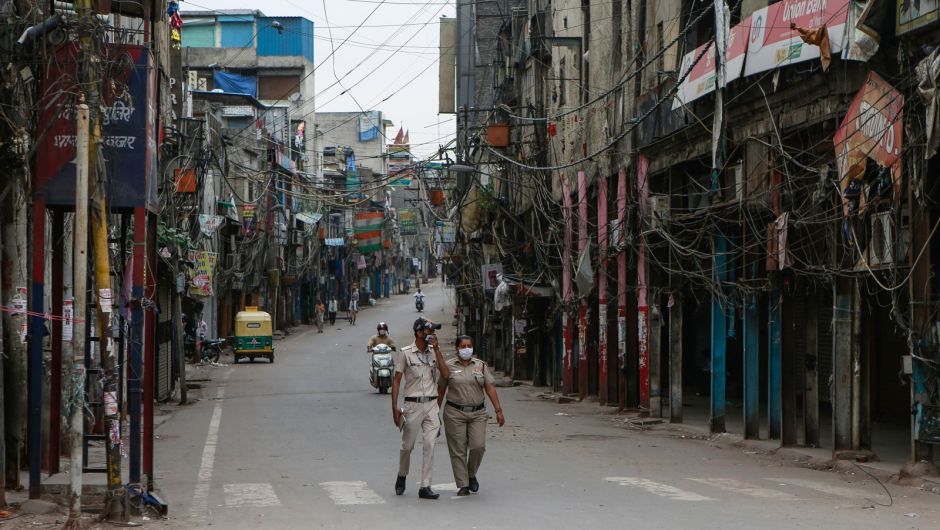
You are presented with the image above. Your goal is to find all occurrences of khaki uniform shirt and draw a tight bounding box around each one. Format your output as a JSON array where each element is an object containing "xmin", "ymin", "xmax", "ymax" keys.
[
  {"xmin": 367, "ymin": 334, "xmax": 396, "ymax": 350},
  {"xmin": 440, "ymin": 357, "xmax": 494, "ymax": 406},
  {"xmin": 394, "ymin": 343, "xmax": 438, "ymax": 398}
]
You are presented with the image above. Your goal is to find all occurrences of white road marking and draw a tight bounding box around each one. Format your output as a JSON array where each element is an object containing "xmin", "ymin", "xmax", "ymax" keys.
[
  {"xmin": 320, "ymin": 481, "xmax": 387, "ymax": 505},
  {"xmin": 764, "ymin": 477, "xmax": 869, "ymax": 499},
  {"xmin": 224, "ymin": 483, "xmax": 282, "ymax": 507},
  {"xmin": 605, "ymin": 477, "xmax": 715, "ymax": 502},
  {"xmin": 687, "ymin": 478, "xmax": 797, "ymax": 500},
  {"xmin": 189, "ymin": 386, "xmax": 225, "ymax": 518},
  {"xmin": 430, "ymin": 482, "xmax": 458, "ymax": 492}
]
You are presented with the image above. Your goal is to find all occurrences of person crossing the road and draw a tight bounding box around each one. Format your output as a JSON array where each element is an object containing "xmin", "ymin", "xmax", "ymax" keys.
[
  {"xmin": 437, "ymin": 335, "xmax": 504, "ymax": 496},
  {"xmin": 392, "ymin": 317, "xmax": 445, "ymax": 500}
]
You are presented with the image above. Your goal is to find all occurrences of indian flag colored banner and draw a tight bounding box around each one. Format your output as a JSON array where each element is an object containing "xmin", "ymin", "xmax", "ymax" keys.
[{"xmin": 354, "ymin": 211, "xmax": 385, "ymax": 253}]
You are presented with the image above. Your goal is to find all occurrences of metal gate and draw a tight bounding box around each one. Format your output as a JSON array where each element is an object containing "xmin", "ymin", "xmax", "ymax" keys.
[{"xmin": 156, "ymin": 281, "xmax": 173, "ymax": 401}]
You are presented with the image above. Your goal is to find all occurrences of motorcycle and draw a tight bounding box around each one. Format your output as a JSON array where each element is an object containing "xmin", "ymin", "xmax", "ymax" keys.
[
  {"xmin": 415, "ymin": 297, "xmax": 425, "ymax": 312},
  {"xmin": 201, "ymin": 338, "xmax": 225, "ymax": 363},
  {"xmin": 186, "ymin": 333, "xmax": 225, "ymax": 364},
  {"xmin": 369, "ymin": 343, "xmax": 395, "ymax": 394}
]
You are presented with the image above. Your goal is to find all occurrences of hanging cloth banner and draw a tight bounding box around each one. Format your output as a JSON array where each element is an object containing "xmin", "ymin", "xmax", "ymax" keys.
[
  {"xmin": 354, "ymin": 211, "xmax": 385, "ymax": 253},
  {"xmin": 198, "ymin": 214, "xmax": 224, "ymax": 237}
]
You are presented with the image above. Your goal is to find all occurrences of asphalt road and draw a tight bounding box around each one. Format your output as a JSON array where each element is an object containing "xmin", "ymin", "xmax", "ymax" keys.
[{"xmin": 152, "ymin": 282, "xmax": 940, "ymax": 529}]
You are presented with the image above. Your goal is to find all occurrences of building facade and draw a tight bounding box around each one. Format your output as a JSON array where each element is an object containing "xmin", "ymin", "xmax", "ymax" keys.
[{"xmin": 451, "ymin": 0, "xmax": 940, "ymax": 475}]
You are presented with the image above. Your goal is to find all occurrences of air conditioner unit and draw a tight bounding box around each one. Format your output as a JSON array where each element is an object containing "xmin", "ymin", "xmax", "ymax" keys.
[
  {"xmin": 869, "ymin": 211, "xmax": 893, "ymax": 267},
  {"xmin": 649, "ymin": 195, "xmax": 670, "ymax": 231}
]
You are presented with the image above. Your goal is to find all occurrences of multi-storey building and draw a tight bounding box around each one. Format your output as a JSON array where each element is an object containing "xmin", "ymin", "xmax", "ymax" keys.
[{"xmin": 451, "ymin": 0, "xmax": 940, "ymax": 477}]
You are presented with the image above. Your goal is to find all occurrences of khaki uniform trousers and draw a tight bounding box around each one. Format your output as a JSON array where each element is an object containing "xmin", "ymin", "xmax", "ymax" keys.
[
  {"xmin": 399, "ymin": 400, "xmax": 441, "ymax": 487},
  {"xmin": 443, "ymin": 407, "xmax": 487, "ymax": 488}
]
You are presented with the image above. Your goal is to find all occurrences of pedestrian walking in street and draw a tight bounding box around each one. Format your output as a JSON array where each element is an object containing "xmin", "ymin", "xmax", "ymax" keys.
[
  {"xmin": 437, "ymin": 335, "xmax": 504, "ymax": 496},
  {"xmin": 314, "ymin": 301, "xmax": 325, "ymax": 333},
  {"xmin": 348, "ymin": 297, "xmax": 359, "ymax": 325},
  {"xmin": 328, "ymin": 298, "xmax": 337, "ymax": 326},
  {"xmin": 392, "ymin": 317, "xmax": 445, "ymax": 499}
]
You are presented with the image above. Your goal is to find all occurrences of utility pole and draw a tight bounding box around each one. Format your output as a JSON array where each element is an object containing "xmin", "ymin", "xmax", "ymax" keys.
[
  {"xmin": 76, "ymin": 0, "xmax": 124, "ymax": 519},
  {"xmin": 64, "ymin": 104, "xmax": 89, "ymax": 529},
  {"xmin": 0, "ymin": 215, "xmax": 5, "ymax": 508}
]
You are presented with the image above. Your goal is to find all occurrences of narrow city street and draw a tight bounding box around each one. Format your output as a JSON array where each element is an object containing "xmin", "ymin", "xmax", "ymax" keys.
[{"xmin": 151, "ymin": 283, "xmax": 940, "ymax": 529}]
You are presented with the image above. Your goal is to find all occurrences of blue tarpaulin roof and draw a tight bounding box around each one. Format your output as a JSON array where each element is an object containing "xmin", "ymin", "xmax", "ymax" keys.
[{"xmin": 213, "ymin": 71, "xmax": 257, "ymax": 98}]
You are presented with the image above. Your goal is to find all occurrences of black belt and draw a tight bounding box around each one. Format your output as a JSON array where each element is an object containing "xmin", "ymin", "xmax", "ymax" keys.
[
  {"xmin": 447, "ymin": 401, "xmax": 485, "ymax": 412},
  {"xmin": 405, "ymin": 396, "xmax": 437, "ymax": 403}
]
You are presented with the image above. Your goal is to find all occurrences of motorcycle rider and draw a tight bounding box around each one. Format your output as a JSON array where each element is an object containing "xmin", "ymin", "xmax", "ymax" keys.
[
  {"xmin": 414, "ymin": 288, "xmax": 425, "ymax": 311},
  {"xmin": 368, "ymin": 322, "xmax": 397, "ymax": 352}
]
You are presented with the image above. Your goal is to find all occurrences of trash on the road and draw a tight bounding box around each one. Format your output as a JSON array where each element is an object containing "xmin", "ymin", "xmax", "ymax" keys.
[
  {"xmin": 554, "ymin": 412, "xmax": 570, "ymax": 416},
  {"xmin": 904, "ymin": 513, "xmax": 919, "ymax": 518}
]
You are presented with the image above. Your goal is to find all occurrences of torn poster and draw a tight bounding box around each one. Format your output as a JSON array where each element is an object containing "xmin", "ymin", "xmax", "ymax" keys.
[
  {"xmin": 198, "ymin": 214, "xmax": 224, "ymax": 237},
  {"xmin": 63, "ymin": 299, "xmax": 74, "ymax": 342},
  {"xmin": 10, "ymin": 286, "xmax": 26, "ymax": 316},
  {"xmin": 844, "ymin": 0, "xmax": 888, "ymax": 62},
  {"xmin": 833, "ymin": 71, "xmax": 903, "ymax": 216},
  {"xmin": 917, "ymin": 48, "xmax": 940, "ymax": 159},
  {"xmin": 775, "ymin": 212, "xmax": 793, "ymax": 270}
]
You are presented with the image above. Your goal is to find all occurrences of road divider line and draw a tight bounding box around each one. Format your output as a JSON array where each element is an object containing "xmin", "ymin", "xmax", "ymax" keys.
[
  {"xmin": 189, "ymin": 386, "xmax": 225, "ymax": 519},
  {"xmin": 605, "ymin": 477, "xmax": 715, "ymax": 501},
  {"xmin": 320, "ymin": 481, "xmax": 386, "ymax": 505}
]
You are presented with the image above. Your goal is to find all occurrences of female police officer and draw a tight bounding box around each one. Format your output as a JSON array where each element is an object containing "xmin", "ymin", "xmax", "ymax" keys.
[{"xmin": 436, "ymin": 335, "xmax": 505, "ymax": 496}]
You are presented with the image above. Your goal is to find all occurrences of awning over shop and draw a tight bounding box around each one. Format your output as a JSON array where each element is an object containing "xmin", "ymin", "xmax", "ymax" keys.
[
  {"xmin": 501, "ymin": 274, "xmax": 555, "ymax": 299},
  {"xmin": 296, "ymin": 212, "xmax": 323, "ymax": 225}
]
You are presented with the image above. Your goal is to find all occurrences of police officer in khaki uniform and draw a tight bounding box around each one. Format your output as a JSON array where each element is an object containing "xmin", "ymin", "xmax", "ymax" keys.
[
  {"xmin": 437, "ymin": 335, "xmax": 505, "ymax": 496},
  {"xmin": 367, "ymin": 322, "xmax": 397, "ymax": 352},
  {"xmin": 392, "ymin": 317, "xmax": 444, "ymax": 499}
]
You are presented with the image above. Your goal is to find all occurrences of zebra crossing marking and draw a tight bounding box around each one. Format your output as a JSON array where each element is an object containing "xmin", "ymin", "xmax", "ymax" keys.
[
  {"xmin": 605, "ymin": 477, "xmax": 716, "ymax": 501},
  {"xmin": 320, "ymin": 481, "xmax": 387, "ymax": 505},
  {"xmin": 224, "ymin": 483, "xmax": 282, "ymax": 507},
  {"xmin": 687, "ymin": 478, "xmax": 798, "ymax": 500}
]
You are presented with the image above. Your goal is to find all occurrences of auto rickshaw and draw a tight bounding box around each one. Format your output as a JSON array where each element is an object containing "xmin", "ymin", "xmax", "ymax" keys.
[{"xmin": 234, "ymin": 307, "xmax": 275, "ymax": 363}]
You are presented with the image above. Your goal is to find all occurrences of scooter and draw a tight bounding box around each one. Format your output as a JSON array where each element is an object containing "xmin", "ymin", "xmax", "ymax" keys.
[
  {"xmin": 369, "ymin": 343, "xmax": 395, "ymax": 394},
  {"xmin": 415, "ymin": 297, "xmax": 425, "ymax": 312}
]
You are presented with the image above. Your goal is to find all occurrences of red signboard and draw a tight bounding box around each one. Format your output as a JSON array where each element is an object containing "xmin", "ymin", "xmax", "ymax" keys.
[
  {"xmin": 834, "ymin": 72, "xmax": 903, "ymax": 215},
  {"xmin": 674, "ymin": 16, "xmax": 751, "ymax": 108}
]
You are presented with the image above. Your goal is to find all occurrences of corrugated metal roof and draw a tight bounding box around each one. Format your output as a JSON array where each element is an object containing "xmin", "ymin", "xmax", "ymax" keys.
[{"xmin": 257, "ymin": 17, "xmax": 314, "ymax": 63}]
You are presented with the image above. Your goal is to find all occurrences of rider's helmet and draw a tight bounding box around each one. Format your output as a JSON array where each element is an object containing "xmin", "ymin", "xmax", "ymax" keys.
[{"xmin": 377, "ymin": 322, "xmax": 389, "ymax": 333}]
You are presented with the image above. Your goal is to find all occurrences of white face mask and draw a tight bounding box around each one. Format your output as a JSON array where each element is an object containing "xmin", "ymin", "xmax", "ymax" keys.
[
  {"xmin": 457, "ymin": 348, "xmax": 473, "ymax": 360},
  {"xmin": 379, "ymin": 330, "xmax": 387, "ymax": 336}
]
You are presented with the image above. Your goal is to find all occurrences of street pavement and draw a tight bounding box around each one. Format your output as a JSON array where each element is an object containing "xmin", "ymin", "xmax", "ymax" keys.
[{"xmin": 152, "ymin": 282, "xmax": 940, "ymax": 529}]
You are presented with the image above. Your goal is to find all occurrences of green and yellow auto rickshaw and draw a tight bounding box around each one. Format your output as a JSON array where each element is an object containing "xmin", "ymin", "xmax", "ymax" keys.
[{"xmin": 234, "ymin": 307, "xmax": 275, "ymax": 363}]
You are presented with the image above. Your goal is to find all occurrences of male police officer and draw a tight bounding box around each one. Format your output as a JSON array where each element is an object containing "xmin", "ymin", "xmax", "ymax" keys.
[{"xmin": 392, "ymin": 317, "xmax": 442, "ymax": 499}]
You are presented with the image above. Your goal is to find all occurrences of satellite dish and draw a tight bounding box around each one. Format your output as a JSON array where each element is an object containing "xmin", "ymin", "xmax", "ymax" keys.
[{"xmin": 288, "ymin": 92, "xmax": 302, "ymax": 103}]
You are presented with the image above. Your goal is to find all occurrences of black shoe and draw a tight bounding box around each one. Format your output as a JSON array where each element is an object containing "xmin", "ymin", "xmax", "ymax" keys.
[
  {"xmin": 418, "ymin": 487, "xmax": 440, "ymax": 500},
  {"xmin": 456, "ymin": 487, "xmax": 471, "ymax": 496},
  {"xmin": 469, "ymin": 476, "xmax": 479, "ymax": 493},
  {"xmin": 395, "ymin": 476, "xmax": 406, "ymax": 496}
]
